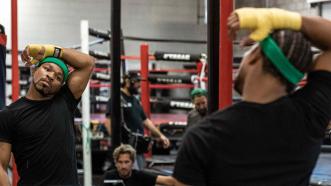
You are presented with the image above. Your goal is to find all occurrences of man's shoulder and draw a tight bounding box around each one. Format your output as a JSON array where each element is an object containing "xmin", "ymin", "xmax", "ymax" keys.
[
  {"xmin": 134, "ymin": 169, "xmax": 152, "ymax": 176},
  {"xmin": 189, "ymin": 105, "xmax": 244, "ymax": 130},
  {"xmin": 57, "ymin": 84, "xmax": 76, "ymax": 100},
  {"xmin": 133, "ymin": 170, "xmax": 157, "ymax": 183},
  {"xmin": 3, "ymin": 97, "xmax": 27, "ymax": 111},
  {"xmin": 188, "ymin": 109, "xmax": 199, "ymax": 117},
  {"xmin": 104, "ymin": 169, "xmax": 119, "ymax": 178}
]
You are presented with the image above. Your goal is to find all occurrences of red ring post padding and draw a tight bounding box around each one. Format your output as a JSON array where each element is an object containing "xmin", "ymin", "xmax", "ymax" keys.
[
  {"xmin": 140, "ymin": 44, "xmax": 151, "ymax": 118},
  {"xmin": 219, "ymin": 0, "xmax": 233, "ymax": 109},
  {"xmin": 140, "ymin": 44, "xmax": 153, "ymax": 158},
  {"xmin": 12, "ymin": 0, "xmax": 20, "ymax": 185}
]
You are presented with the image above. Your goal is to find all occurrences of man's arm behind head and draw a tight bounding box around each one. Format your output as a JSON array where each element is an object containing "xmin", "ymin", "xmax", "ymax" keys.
[
  {"xmin": 0, "ymin": 142, "xmax": 11, "ymax": 186},
  {"xmin": 301, "ymin": 16, "xmax": 331, "ymax": 73}
]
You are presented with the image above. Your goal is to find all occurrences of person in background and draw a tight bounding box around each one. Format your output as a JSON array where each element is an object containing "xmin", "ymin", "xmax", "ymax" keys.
[
  {"xmin": 186, "ymin": 88, "xmax": 208, "ymax": 130},
  {"xmin": 105, "ymin": 74, "xmax": 170, "ymax": 170},
  {"xmin": 102, "ymin": 144, "xmax": 175, "ymax": 186}
]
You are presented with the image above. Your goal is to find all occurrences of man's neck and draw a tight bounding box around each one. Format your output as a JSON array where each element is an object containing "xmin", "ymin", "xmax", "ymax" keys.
[
  {"xmin": 242, "ymin": 74, "xmax": 287, "ymax": 104},
  {"xmin": 121, "ymin": 88, "xmax": 131, "ymax": 96},
  {"xmin": 119, "ymin": 170, "xmax": 132, "ymax": 179}
]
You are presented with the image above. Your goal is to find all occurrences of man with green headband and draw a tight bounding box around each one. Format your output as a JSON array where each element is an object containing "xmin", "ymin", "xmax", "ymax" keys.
[
  {"xmin": 186, "ymin": 88, "xmax": 208, "ymax": 130},
  {"xmin": 0, "ymin": 44, "xmax": 95, "ymax": 185},
  {"xmin": 173, "ymin": 8, "xmax": 331, "ymax": 186}
]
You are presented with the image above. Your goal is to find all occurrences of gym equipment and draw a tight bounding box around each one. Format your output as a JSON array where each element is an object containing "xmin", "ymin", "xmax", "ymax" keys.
[{"xmin": 89, "ymin": 27, "xmax": 206, "ymax": 44}]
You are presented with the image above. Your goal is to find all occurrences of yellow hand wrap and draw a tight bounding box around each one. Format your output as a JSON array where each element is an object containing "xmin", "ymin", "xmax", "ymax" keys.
[
  {"xmin": 28, "ymin": 44, "xmax": 63, "ymax": 64},
  {"xmin": 235, "ymin": 8, "xmax": 302, "ymax": 41}
]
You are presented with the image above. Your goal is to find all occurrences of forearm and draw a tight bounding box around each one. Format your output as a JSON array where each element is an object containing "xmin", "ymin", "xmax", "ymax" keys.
[
  {"xmin": 0, "ymin": 142, "xmax": 11, "ymax": 170},
  {"xmin": 174, "ymin": 178, "xmax": 188, "ymax": 186},
  {"xmin": 61, "ymin": 48, "xmax": 95, "ymax": 70},
  {"xmin": 104, "ymin": 118, "xmax": 112, "ymax": 135},
  {"xmin": 156, "ymin": 175, "xmax": 176, "ymax": 186},
  {"xmin": 301, "ymin": 16, "xmax": 331, "ymax": 51},
  {"xmin": 0, "ymin": 165, "xmax": 9, "ymax": 186},
  {"xmin": 144, "ymin": 119, "xmax": 163, "ymax": 138}
]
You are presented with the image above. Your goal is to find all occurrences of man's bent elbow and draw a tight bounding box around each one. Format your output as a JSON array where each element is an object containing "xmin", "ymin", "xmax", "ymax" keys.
[{"xmin": 86, "ymin": 56, "xmax": 96, "ymax": 72}]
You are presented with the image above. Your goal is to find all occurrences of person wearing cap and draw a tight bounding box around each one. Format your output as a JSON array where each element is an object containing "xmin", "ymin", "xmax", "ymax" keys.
[
  {"xmin": 173, "ymin": 8, "xmax": 331, "ymax": 186},
  {"xmin": 104, "ymin": 74, "xmax": 170, "ymax": 170},
  {"xmin": 186, "ymin": 88, "xmax": 208, "ymax": 130},
  {"xmin": 0, "ymin": 44, "xmax": 95, "ymax": 185}
]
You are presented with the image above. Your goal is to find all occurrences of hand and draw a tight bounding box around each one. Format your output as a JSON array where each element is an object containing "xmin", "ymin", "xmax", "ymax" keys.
[
  {"xmin": 227, "ymin": 12, "xmax": 255, "ymax": 47},
  {"xmin": 21, "ymin": 44, "xmax": 63, "ymax": 65},
  {"xmin": 228, "ymin": 8, "xmax": 302, "ymax": 44},
  {"xmin": 227, "ymin": 12, "xmax": 240, "ymax": 41},
  {"xmin": 21, "ymin": 45, "xmax": 41, "ymax": 66},
  {"xmin": 158, "ymin": 135, "xmax": 170, "ymax": 149}
]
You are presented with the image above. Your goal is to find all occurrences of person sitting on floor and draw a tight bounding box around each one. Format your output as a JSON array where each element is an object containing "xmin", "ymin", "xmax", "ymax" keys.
[{"xmin": 102, "ymin": 144, "xmax": 175, "ymax": 186}]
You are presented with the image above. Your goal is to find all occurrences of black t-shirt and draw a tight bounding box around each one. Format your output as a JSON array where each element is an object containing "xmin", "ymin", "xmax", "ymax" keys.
[
  {"xmin": 0, "ymin": 85, "xmax": 80, "ymax": 186},
  {"xmin": 102, "ymin": 169, "xmax": 157, "ymax": 186},
  {"xmin": 187, "ymin": 109, "xmax": 203, "ymax": 130},
  {"xmin": 173, "ymin": 71, "xmax": 331, "ymax": 186},
  {"xmin": 106, "ymin": 92, "xmax": 147, "ymax": 134}
]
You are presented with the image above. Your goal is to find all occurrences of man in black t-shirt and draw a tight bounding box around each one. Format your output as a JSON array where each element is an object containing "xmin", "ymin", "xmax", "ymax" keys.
[
  {"xmin": 102, "ymin": 144, "xmax": 174, "ymax": 186},
  {"xmin": 104, "ymin": 75, "xmax": 170, "ymax": 170},
  {"xmin": 173, "ymin": 9, "xmax": 331, "ymax": 186},
  {"xmin": 0, "ymin": 44, "xmax": 95, "ymax": 185}
]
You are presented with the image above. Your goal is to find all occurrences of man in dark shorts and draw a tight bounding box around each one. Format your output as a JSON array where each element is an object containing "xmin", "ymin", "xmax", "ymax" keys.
[
  {"xmin": 102, "ymin": 144, "xmax": 174, "ymax": 186},
  {"xmin": 0, "ymin": 44, "xmax": 95, "ymax": 185},
  {"xmin": 173, "ymin": 8, "xmax": 331, "ymax": 186}
]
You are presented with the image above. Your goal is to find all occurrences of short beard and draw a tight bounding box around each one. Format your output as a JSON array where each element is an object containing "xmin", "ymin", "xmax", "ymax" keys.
[
  {"xmin": 33, "ymin": 80, "xmax": 52, "ymax": 97},
  {"xmin": 197, "ymin": 108, "xmax": 207, "ymax": 116},
  {"xmin": 119, "ymin": 169, "xmax": 132, "ymax": 178}
]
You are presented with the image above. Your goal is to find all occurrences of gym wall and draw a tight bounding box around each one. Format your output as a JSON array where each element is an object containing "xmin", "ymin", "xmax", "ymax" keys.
[
  {"xmin": 0, "ymin": 0, "xmax": 207, "ymax": 67},
  {"xmin": 0, "ymin": 0, "xmax": 207, "ymax": 103},
  {"xmin": 0, "ymin": 0, "xmax": 320, "ymax": 104},
  {"xmin": 268, "ymin": 0, "xmax": 318, "ymax": 15}
]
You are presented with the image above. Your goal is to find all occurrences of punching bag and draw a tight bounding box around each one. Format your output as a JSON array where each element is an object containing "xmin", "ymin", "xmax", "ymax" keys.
[{"xmin": 0, "ymin": 24, "xmax": 7, "ymax": 109}]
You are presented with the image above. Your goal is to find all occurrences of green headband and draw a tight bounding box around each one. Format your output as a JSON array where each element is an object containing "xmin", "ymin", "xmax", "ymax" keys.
[
  {"xmin": 37, "ymin": 57, "xmax": 69, "ymax": 82},
  {"xmin": 260, "ymin": 36, "xmax": 304, "ymax": 84},
  {"xmin": 191, "ymin": 88, "xmax": 207, "ymax": 99}
]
